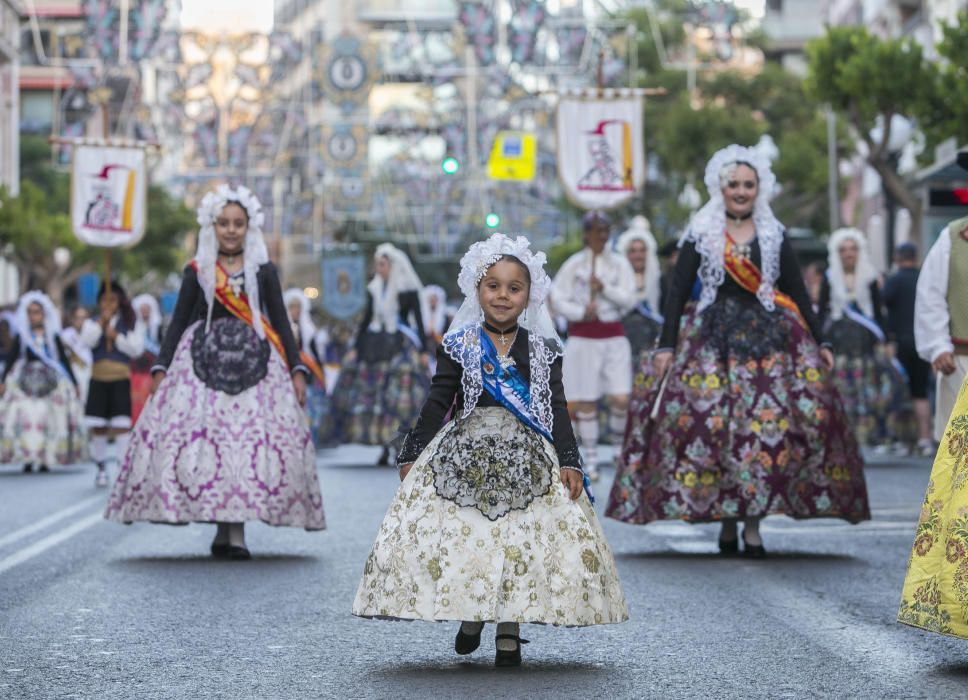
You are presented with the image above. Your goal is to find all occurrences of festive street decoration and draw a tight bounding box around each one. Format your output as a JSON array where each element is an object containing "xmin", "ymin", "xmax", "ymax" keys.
[
  {"xmin": 70, "ymin": 142, "xmax": 148, "ymax": 248},
  {"xmin": 556, "ymin": 89, "xmax": 646, "ymax": 210}
]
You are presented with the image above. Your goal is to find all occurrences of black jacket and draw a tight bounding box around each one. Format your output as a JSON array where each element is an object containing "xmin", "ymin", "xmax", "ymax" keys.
[
  {"xmin": 1, "ymin": 335, "xmax": 77, "ymax": 386},
  {"xmin": 155, "ymin": 262, "xmax": 305, "ymax": 374},
  {"xmin": 817, "ymin": 277, "xmax": 885, "ymax": 335},
  {"xmin": 659, "ymin": 237, "xmax": 824, "ymax": 350},
  {"xmin": 354, "ymin": 289, "xmax": 427, "ymax": 352},
  {"xmin": 397, "ymin": 328, "xmax": 581, "ymax": 470}
]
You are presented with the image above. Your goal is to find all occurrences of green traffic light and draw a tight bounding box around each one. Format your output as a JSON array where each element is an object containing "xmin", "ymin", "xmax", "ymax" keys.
[
  {"xmin": 442, "ymin": 157, "xmax": 460, "ymax": 175},
  {"xmin": 485, "ymin": 213, "xmax": 500, "ymax": 228}
]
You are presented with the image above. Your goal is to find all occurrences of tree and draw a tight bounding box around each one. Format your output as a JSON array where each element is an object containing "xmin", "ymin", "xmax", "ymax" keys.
[
  {"xmin": 919, "ymin": 12, "xmax": 968, "ymax": 151},
  {"xmin": 0, "ymin": 136, "xmax": 195, "ymax": 305},
  {"xmin": 805, "ymin": 26, "xmax": 939, "ymax": 243}
]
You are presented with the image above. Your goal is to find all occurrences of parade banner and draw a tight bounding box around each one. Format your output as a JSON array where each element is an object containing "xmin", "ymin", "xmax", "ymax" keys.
[
  {"xmin": 320, "ymin": 253, "xmax": 366, "ymax": 320},
  {"xmin": 487, "ymin": 131, "xmax": 536, "ymax": 182},
  {"xmin": 70, "ymin": 144, "xmax": 148, "ymax": 248},
  {"xmin": 556, "ymin": 89, "xmax": 645, "ymax": 210}
]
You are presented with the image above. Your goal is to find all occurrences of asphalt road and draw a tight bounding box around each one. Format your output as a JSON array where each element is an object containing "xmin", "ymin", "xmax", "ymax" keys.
[{"xmin": 1, "ymin": 447, "xmax": 966, "ymax": 699}]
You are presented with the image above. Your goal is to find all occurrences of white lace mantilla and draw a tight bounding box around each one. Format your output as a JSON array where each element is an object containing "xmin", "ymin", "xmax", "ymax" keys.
[{"xmin": 684, "ymin": 144, "xmax": 785, "ymax": 313}]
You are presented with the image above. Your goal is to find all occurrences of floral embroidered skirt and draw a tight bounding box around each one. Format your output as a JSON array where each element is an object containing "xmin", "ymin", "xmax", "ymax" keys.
[
  {"xmin": 104, "ymin": 320, "xmax": 325, "ymax": 529},
  {"xmin": 606, "ymin": 297, "xmax": 870, "ymax": 525},
  {"xmin": 321, "ymin": 331, "xmax": 430, "ymax": 446},
  {"xmin": 353, "ymin": 407, "xmax": 628, "ymax": 626},
  {"xmin": 0, "ymin": 360, "xmax": 86, "ymax": 466},
  {"xmin": 826, "ymin": 318, "xmax": 914, "ymax": 446},
  {"xmin": 898, "ymin": 376, "xmax": 968, "ymax": 638}
]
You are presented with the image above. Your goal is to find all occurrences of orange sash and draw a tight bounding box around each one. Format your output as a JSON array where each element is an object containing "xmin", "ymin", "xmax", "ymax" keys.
[
  {"xmin": 724, "ymin": 235, "xmax": 808, "ymax": 330},
  {"xmin": 193, "ymin": 261, "xmax": 291, "ymax": 369},
  {"xmin": 299, "ymin": 350, "xmax": 326, "ymax": 388}
]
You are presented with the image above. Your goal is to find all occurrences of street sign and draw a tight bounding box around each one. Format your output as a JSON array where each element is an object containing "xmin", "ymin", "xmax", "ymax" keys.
[{"xmin": 486, "ymin": 131, "xmax": 536, "ymax": 182}]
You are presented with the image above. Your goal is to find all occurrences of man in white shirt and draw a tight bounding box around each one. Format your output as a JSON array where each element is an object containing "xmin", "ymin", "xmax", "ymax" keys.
[
  {"xmin": 914, "ymin": 150, "xmax": 968, "ymax": 440},
  {"xmin": 551, "ymin": 211, "xmax": 637, "ymax": 478}
]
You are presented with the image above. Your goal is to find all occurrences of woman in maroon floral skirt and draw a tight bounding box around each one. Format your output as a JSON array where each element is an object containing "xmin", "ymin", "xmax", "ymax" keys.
[{"xmin": 605, "ymin": 144, "xmax": 870, "ymax": 557}]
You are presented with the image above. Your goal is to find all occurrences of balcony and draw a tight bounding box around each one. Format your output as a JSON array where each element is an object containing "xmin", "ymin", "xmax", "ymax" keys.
[{"xmin": 356, "ymin": 0, "xmax": 456, "ymax": 29}]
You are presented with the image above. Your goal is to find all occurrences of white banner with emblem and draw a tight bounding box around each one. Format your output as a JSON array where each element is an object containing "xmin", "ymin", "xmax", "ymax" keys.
[
  {"xmin": 556, "ymin": 88, "xmax": 646, "ymax": 210},
  {"xmin": 70, "ymin": 142, "xmax": 148, "ymax": 248}
]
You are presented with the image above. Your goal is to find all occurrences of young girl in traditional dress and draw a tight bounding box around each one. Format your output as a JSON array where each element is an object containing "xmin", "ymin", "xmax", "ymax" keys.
[
  {"xmin": 130, "ymin": 294, "xmax": 163, "ymax": 424},
  {"xmin": 104, "ymin": 185, "xmax": 325, "ymax": 559},
  {"xmin": 616, "ymin": 215, "xmax": 664, "ymax": 373},
  {"xmin": 353, "ymin": 233, "xmax": 627, "ymax": 666},
  {"xmin": 0, "ymin": 291, "xmax": 85, "ymax": 472},
  {"xmin": 819, "ymin": 228, "xmax": 913, "ymax": 450},
  {"xmin": 325, "ymin": 244, "xmax": 430, "ymax": 464},
  {"xmin": 607, "ymin": 145, "xmax": 870, "ymax": 557},
  {"xmin": 82, "ymin": 281, "xmax": 145, "ymax": 487},
  {"xmin": 284, "ymin": 287, "xmax": 328, "ymax": 447}
]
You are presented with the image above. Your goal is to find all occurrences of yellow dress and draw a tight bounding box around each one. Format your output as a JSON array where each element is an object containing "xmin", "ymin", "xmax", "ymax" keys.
[{"xmin": 898, "ymin": 375, "xmax": 968, "ymax": 638}]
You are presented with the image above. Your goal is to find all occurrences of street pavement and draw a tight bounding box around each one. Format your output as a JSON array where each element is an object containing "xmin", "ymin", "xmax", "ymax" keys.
[{"xmin": 1, "ymin": 446, "xmax": 966, "ymax": 699}]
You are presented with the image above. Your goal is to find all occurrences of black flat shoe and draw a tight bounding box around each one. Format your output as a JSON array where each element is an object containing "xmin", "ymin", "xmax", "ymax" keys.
[
  {"xmin": 210, "ymin": 542, "xmax": 230, "ymax": 558},
  {"xmin": 226, "ymin": 545, "xmax": 251, "ymax": 561},
  {"xmin": 494, "ymin": 635, "xmax": 529, "ymax": 668},
  {"xmin": 454, "ymin": 625, "xmax": 483, "ymax": 655},
  {"xmin": 377, "ymin": 446, "xmax": 391, "ymax": 466},
  {"xmin": 718, "ymin": 538, "xmax": 739, "ymax": 555},
  {"xmin": 38, "ymin": 465, "xmax": 49, "ymax": 473},
  {"xmin": 22, "ymin": 463, "xmax": 33, "ymax": 473},
  {"xmin": 742, "ymin": 535, "xmax": 766, "ymax": 559}
]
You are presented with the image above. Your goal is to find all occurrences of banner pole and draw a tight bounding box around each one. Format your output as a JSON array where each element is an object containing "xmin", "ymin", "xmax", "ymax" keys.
[{"xmin": 104, "ymin": 248, "xmax": 114, "ymax": 351}]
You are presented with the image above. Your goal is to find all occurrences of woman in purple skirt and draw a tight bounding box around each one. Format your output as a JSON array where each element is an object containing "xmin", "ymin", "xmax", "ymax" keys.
[
  {"xmin": 605, "ymin": 145, "xmax": 869, "ymax": 557},
  {"xmin": 104, "ymin": 185, "xmax": 325, "ymax": 559}
]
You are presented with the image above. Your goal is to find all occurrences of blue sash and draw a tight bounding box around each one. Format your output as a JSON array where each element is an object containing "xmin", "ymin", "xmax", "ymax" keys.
[
  {"xmin": 843, "ymin": 303, "xmax": 886, "ymax": 343},
  {"xmin": 480, "ymin": 331, "xmax": 551, "ymax": 442},
  {"xmin": 479, "ymin": 330, "xmax": 594, "ymax": 502},
  {"xmin": 398, "ymin": 321, "xmax": 423, "ymax": 351},
  {"xmin": 635, "ymin": 301, "xmax": 664, "ymax": 325}
]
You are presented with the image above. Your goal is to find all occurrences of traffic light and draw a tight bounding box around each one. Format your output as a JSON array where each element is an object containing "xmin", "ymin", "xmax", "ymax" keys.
[
  {"xmin": 441, "ymin": 157, "xmax": 460, "ymax": 175},
  {"xmin": 485, "ymin": 212, "xmax": 500, "ymax": 229}
]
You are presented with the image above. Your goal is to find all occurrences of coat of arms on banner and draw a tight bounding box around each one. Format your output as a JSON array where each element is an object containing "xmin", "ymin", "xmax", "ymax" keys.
[
  {"xmin": 320, "ymin": 253, "xmax": 366, "ymax": 320},
  {"xmin": 556, "ymin": 91, "xmax": 645, "ymax": 210},
  {"xmin": 71, "ymin": 145, "xmax": 148, "ymax": 248}
]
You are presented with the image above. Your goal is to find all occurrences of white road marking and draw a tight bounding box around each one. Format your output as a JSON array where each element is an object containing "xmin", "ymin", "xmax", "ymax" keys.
[
  {"xmin": 0, "ymin": 496, "xmax": 104, "ymax": 551},
  {"xmin": 0, "ymin": 513, "xmax": 103, "ymax": 576}
]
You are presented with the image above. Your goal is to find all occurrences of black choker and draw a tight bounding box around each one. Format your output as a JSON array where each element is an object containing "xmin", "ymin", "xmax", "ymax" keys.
[
  {"xmin": 483, "ymin": 321, "xmax": 519, "ymax": 334},
  {"xmin": 219, "ymin": 249, "xmax": 243, "ymax": 258},
  {"xmin": 726, "ymin": 211, "xmax": 753, "ymax": 223}
]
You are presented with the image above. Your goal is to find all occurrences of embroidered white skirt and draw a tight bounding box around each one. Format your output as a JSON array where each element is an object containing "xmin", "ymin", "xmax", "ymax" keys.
[{"xmin": 352, "ymin": 407, "xmax": 628, "ymax": 627}]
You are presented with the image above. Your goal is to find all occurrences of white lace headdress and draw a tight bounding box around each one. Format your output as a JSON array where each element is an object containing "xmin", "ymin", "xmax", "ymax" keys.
[
  {"xmin": 194, "ymin": 184, "xmax": 268, "ymax": 337},
  {"xmin": 684, "ymin": 144, "xmax": 784, "ymax": 313},
  {"xmin": 132, "ymin": 294, "xmax": 162, "ymax": 342},
  {"xmin": 443, "ymin": 233, "xmax": 562, "ymax": 434},
  {"xmin": 420, "ymin": 285, "xmax": 448, "ymax": 337},
  {"xmin": 283, "ymin": 287, "xmax": 317, "ymax": 354},
  {"xmin": 14, "ymin": 290, "xmax": 66, "ymax": 376},
  {"xmin": 367, "ymin": 243, "xmax": 423, "ymax": 333},
  {"xmin": 616, "ymin": 215, "xmax": 661, "ymax": 312},
  {"xmin": 826, "ymin": 227, "xmax": 878, "ymax": 320}
]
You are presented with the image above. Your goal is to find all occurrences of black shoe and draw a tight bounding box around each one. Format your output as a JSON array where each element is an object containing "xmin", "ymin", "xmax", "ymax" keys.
[
  {"xmin": 22, "ymin": 463, "xmax": 33, "ymax": 473},
  {"xmin": 455, "ymin": 624, "xmax": 483, "ymax": 655},
  {"xmin": 742, "ymin": 534, "xmax": 766, "ymax": 559},
  {"xmin": 494, "ymin": 635, "xmax": 529, "ymax": 667},
  {"xmin": 226, "ymin": 545, "xmax": 251, "ymax": 561},
  {"xmin": 210, "ymin": 542, "xmax": 230, "ymax": 558},
  {"xmin": 377, "ymin": 446, "xmax": 391, "ymax": 466},
  {"xmin": 718, "ymin": 537, "xmax": 739, "ymax": 555},
  {"xmin": 38, "ymin": 465, "xmax": 49, "ymax": 473}
]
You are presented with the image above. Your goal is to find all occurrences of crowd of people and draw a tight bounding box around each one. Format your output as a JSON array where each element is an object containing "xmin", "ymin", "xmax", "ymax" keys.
[{"xmin": 3, "ymin": 145, "xmax": 968, "ymax": 661}]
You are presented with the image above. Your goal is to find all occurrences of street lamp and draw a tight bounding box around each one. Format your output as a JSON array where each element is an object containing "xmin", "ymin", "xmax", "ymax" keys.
[{"xmin": 485, "ymin": 213, "xmax": 500, "ymax": 229}]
